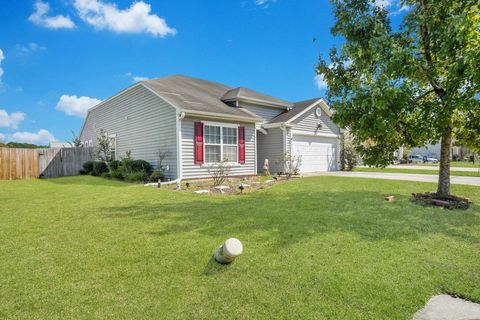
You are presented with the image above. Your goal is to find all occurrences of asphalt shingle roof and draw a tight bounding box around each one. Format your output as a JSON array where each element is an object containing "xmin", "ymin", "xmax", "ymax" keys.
[
  {"xmin": 143, "ymin": 75, "xmax": 291, "ymax": 121},
  {"xmin": 268, "ymin": 98, "xmax": 322, "ymax": 124},
  {"xmin": 221, "ymin": 87, "xmax": 292, "ymax": 107}
]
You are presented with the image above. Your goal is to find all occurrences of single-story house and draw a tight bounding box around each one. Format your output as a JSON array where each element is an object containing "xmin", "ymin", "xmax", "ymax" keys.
[{"xmin": 79, "ymin": 75, "xmax": 342, "ymax": 180}]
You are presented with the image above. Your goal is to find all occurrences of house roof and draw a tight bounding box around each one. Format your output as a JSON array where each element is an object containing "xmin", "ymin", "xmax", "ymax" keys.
[
  {"xmin": 221, "ymin": 87, "xmax": 293, "ymax": 108},
  {"xmin": 143, "ymin": 75, "xmax": 286, "ymax": 121},
  {"xmin": 268, "ymin": 98, "xmax": 324, "ymax": 124}
]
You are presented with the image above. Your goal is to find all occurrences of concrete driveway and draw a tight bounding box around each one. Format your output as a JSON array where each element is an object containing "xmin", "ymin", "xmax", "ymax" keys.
[
  {"xmin": 387, "ymin": 165, "xmax": 480, "ymax": 172},
  {"xmin": 306, "ymin": 171, "xmax": 480, "ymax": 186}
]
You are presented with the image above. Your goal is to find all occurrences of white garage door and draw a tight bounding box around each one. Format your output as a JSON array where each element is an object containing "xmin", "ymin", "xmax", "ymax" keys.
[{"xmin": 291, "ymin": 135, "xmax": 337, "ymax": 172}]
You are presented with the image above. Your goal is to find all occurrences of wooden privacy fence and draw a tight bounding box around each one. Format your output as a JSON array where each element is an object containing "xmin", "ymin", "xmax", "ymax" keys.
[
  {"xmin": 0, "ymin": 148, "xmax": 39, "ymax": 180},
  {"xmin": 38, "ymin": 147, "xmax": 93, "ymax": 179},
  {"xmin": 0, "ymin": 147, "xmax": 93, "ymax": 180}
]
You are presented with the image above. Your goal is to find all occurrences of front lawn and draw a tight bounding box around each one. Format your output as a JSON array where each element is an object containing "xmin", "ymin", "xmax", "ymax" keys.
[
  {"xmin": 354, "ymin": 167, "xmax": 480, "ymax": 177},
  {"xmin": 1, "ymin": 176, "xmax": 479, "ymax": 319}
]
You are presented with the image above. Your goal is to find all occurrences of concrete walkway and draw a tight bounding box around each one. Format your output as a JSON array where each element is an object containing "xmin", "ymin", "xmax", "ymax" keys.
[
  {"xmin": 306, "ymin": 171, "xmax": 480, "ymax": 186},
  {"xmin": 413, "ymin": 295, "xmax": 480, "ymax": 320},
  {"xmin": 386, "ymin": 165, "xmax": 480, "ymax": 172}
]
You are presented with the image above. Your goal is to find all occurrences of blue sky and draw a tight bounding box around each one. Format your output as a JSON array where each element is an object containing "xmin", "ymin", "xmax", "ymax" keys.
[{"xmin": 0, "ymin": 0, "xmax": 405, "ymax": 145}]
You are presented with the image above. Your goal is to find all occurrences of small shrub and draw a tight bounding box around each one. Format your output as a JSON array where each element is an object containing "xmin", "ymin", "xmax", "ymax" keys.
[
  {"xmin": 130, "ymin": 160, "xmax": 153, "ymax": 175},
  {"xmin": 110, "ymin": 170, "xmax": 124, "ymax": 180},
  {"xmin": 101, "ymin": 172, "xmax": 111, "ymax": 179},
  {"xmin": 108, "ymin": 160, "xmax": 121, "ymax": 172},
  {"xmin": 149, "ymin": 170, "xmax": 165, "ymax": 182},
  {"xmin": 119, "ymin": 159, "xmax": 153, "ymax": 175},
  {"xmin": 207, "ymin": 160, "xmax": 231, "ymax": 186},
  {"xmin": 79, "ymin": 169, "xmax": 88, "ymax": 175},
  {"xmin": 340, "ymin": 135, "xmax": 359, "ymax": 171},
  {"xmin": 125, "ymin": 170, "xmax": 148, "ymax": 182},
  {"xmin": 275, "ymin": 153, "xmax": 302, "ymax": 179},
  {"xmin": 82, "ymin": 161, "xmax": 94, "ymax": 174},
  {"xmin": 92, "ymin": 161, "xmax": 108, "ymax": 176}
]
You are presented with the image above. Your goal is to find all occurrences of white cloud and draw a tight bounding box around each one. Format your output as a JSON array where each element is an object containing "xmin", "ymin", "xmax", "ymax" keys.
[
  {"xmin": 133, "ymin": 76, "xmax": 149, "ymax": 82},
  {"xmin": 391, "ymin": 4, "xmax": 411, "ymax": 15},
  {"xmin": 0, "ymin": 133, "xmax": 5, "ymax": 142},
  {"xmin": 29, "ymin": 1, "xmax": 76, "ymax": 29},
  {"xmin": 374, "ymin": 0, "xmax": 392, "ymax": 8},
  {"xmin": 56, "ymin": 94, "xmax": 102, "ymax": 118},
  {"xmin": 15, "ymin": 42, "xmax": 47, "ymax": 55},
  {"xmin": 124, "ymin": 72, "xmax": 149, "ymax": 83},
  {"xmin": 11, "ymin": 129, "xmax": 55, "ymax": 145},
  {"xmin": 0, "ymin": 49, "xmax": 4, "ymax": 81},
  {"xmin": 0, "ymin": 109, "xmax": 26, "ymax": 129},
  {"xmin": 315, "ymin": 75, "xmax": 328, "ymax": 90},
  {"xmin": 254, "ymin": 0, "xmax": 277, "ymax": 7},
  {"xmin": 74, "ymin": 0, "xmax": 176, "ymax": 37}
]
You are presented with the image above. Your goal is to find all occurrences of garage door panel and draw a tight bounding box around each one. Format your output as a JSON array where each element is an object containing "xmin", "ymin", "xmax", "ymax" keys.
[{"xmin": 291, "ymin": 135, "xmax": 337, "ymax": 172}]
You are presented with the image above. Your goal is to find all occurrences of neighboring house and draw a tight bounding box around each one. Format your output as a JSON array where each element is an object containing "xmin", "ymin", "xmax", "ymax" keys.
[
  {"xmin": 398, "ymin": 143, "xmax": 466, "ymax": 161},
  {"xmin": 50, "ymin": 141, "xmax": 72, "ymax": 148},
  {"xmin": 79, "ymin": 75, "xmax": 342, "ymax": 180}
]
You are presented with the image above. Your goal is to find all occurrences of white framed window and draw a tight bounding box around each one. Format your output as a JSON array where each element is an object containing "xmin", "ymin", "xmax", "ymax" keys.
[
  {"xmin": 204, "ymin": 122, "xmax": 238, "ymax": 164},
  {"xmin": 109, "ymin": 134, "xmax": 117, "ymax": 160}
]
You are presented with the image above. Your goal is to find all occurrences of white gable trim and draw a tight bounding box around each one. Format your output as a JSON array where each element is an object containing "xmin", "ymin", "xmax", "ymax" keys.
[
  {"xmin": 291, "ymin": 130, "xmax": 340, "ymax": 138},
  {"xmin": 286, "ymin": 99, "xmax": 333, "ymax": 124}
]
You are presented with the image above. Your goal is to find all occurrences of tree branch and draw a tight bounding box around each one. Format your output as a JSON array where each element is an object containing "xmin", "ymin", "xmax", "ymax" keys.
[{"xmin": 419, "ymin": 0, "xmax": 446, "ymax": 101}]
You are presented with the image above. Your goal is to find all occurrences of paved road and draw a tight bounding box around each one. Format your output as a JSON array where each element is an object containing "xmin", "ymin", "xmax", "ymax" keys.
[
  {"xmin": 386, "ymin": 165, "xmax": 480, "ymax": 172},
  {"xmin": 306, "ymin": 171, "xmax": 480, "ymax": 186}
]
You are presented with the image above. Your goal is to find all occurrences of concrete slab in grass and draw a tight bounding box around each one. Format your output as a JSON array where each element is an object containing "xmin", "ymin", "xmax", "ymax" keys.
[{"xmin": 413, "ymin": 295, "xmax": 480, "ymax": 320}]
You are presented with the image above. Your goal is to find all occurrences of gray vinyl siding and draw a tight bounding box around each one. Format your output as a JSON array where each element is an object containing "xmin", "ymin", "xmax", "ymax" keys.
[
  {"xmin": 80, "ymin": 85, "xmax": 178, "ymax": 179},
  {"xmin": 239, "ymin": 102, "xmax": 286, "ymax": 122},
  {"xmin": 290, "ymin": 109, "xmax": 341, "ymax": 135},
  {"xmin": 257, "ymin": 128, "xmax": 285, "ymax": 174},
  {"xmin": 181, "ymin": 117, "xmax": 256, "ymax": 179}
]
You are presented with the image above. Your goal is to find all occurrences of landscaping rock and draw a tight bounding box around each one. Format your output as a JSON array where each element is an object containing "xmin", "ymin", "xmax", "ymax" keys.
[
  {"xmin": 413, "ymin": 295, "xmax": 480, "ymax": 320},
  {"xmin": 144, "ymin": 183, "xmax": 158, "ymax": 187},
  {"xmin": 238, "ymin": 184, "xmax": 250, "ymax": 188},
  {"xmin": 265, "ymin": 180, "xmax": 275, "ymax": 184},
  {"xmin": 195, "ymin": 190, "xmax": 210, "ymax": 194},
  {"xmin": 214, "ymin": 186, "xmax": 230, "ymax": 190}
]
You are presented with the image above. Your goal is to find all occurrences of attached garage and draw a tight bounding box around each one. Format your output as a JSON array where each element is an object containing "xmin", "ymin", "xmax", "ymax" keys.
[
  {"xmin": 291, "ymin": 134, "xmax": 338, "ymax": 172},
  {"xmin": 259, "ymin": 98, "xmax": 342, "ymax": 174}
]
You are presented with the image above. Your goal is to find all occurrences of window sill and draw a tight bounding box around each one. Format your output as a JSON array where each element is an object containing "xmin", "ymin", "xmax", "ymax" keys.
[{"xmin": 201, "ymin": 162, "xmax": 243, "ymax": 167}]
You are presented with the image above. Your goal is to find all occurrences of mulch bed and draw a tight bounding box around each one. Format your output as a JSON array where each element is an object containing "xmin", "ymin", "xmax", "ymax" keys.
[
  {"xmin": 159, "ymin": 175, "xmax": 294, "ymax": 196},
  {"xmin": 411, "ymin": 192, "xmax": 472, "ymax": 210}
]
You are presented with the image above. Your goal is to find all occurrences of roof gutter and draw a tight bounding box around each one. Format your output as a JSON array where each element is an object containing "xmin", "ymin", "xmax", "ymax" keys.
[
  {"xmin": 184, "ymin": 110, "xmax": 262, "ymax": 123},
  {"xmin": 223, "ymin": 97, "xmax": 293, "ymax": 109},
  {"xmin": 263, "ymin": 122, "xmax": 292, "ymax": 129}
]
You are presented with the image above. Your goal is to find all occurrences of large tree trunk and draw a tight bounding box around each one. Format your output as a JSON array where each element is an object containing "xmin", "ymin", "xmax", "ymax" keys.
[{"xmin": 437, "ymin": 126, "xmax": 452, "ymax": 197}]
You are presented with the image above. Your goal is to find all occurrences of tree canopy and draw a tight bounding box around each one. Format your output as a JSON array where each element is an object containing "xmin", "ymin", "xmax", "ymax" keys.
[{"xmin": 318, "ymin": 0, "xmax": 479, "ymax": 196}]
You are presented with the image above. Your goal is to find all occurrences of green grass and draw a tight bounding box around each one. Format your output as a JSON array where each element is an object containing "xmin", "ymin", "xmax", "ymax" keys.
[
  {"xmin": 1, "ymin": 176, "xmax": 479, "ymax": 319},
  {"xmin": 417, "ymin": 161, "xmax": 480, "ymax": 168},
  {"xmin": 354, "ymin": 167, "xmax": 480, "ymax": 177}
]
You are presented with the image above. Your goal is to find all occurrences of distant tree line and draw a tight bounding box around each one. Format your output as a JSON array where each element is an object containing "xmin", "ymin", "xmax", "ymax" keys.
[{"xmin": 0, "ymin": 141, "xmax": 48, "ymax": 149}]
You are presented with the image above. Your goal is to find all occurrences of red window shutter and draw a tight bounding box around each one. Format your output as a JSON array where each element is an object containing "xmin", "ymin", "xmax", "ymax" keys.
[
  {"xmin": 194, "ymin": 122, "xmax": 204, "ymax": 165},
  {"xmin": 238, "ymin": 126, "xmax": 246, "ymax": 164}
]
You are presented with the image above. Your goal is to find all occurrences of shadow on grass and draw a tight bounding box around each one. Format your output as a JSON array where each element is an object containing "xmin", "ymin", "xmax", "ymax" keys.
[
  {"xmin": 101, "ymin": 180, "xmax": 480, "ymax": 247},
  {"xmin": 203, "ymin": 256, "xmax": 231, "ymax": 276},
  {"xmin": 42, "ymin": 175, "xmax": 132, "ymax": 187}
]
